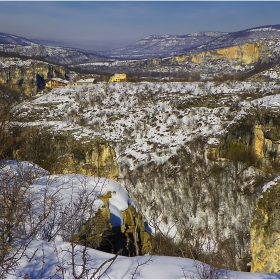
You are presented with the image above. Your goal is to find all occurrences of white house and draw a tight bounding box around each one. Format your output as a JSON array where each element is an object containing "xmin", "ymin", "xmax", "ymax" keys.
[{"xmin": 71, "ymin": 78, "xmax": 95, "ymax": 86}]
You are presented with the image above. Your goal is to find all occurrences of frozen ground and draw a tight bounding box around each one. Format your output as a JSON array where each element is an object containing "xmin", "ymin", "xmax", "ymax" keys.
[{"xmin": 8, "ymin": 238, "xmax": 280, "ymax": 279}]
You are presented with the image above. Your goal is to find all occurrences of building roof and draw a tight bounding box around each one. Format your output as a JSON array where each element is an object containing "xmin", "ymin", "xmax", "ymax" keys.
[
  {"xmin": 75, "ymin": 78, "xmax": 95, "ymax": 83},
  {"xmin": 48, "ymin": 78, "xmax": 70, "ymax": 84}
]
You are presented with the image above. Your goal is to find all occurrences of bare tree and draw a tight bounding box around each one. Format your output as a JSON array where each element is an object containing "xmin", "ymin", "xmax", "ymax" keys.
[
  {"xmin": 0, "ymin": 161, "xmax": 120, "ymax": 278},
  {"xmin": 0, "ymin": 161, "xmax": 48, "ymax": 277},
  {"xmin": 0, "ymin": 85, "xmax": 26, "ymax": 159}
]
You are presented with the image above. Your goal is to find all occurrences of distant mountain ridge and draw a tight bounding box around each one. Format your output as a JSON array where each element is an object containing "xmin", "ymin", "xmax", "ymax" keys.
[
  {"xmin": 1, "ymin": 24, "xmax": 280, "ymax": 64},
  {"xmin": 0, "ymin": 31, "xmax": 111, "ymax": 66},
  {"xmin": 102, "ymin": 24, "xmax": 280, "ymax": 59},
  {"xmin": 196, "ymin": 24, "xmax": 280, "ymax": 51},
  {"xmin": 100, "ymin": 31, "xmax": 226, "ymax": 59},
  {"xmin": 0, "ymin": 32, "xmax": 37, "ymax": 46}
]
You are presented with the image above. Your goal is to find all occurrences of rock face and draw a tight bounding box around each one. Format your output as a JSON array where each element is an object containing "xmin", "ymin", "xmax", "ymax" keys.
[
  {"xmin": 9, "ymin": 127, "xmax": 118, "ymax": 180},
  {"xmin": 220, "ymin": 108, "xmax": 280, "ymax": 273},
  {"xmin": 172, "ymin": 41, "xmax": 267, "ymax": 65},
  {"xmin": 72, "ymin": 191, "xmax": 152, "ymax": 256},
  {"xmin": 0, "ymin": 58, "xmax": 67, "ymax": 95},
  {"xmin": 122, "ymin": 204, "xmax": 152, "ymax": 255},
  {"xmin": 221, "ymin": 107, "xmax": 280, "ymax": 173},
  {"xmin": 250, "ymin": 179, "xmax": 280, "ymax": 273}
]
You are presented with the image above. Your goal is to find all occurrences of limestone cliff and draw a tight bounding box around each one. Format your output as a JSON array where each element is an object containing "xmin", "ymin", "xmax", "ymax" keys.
[
  {"xmin": 171, "ymin": 40, "xmax": 267, "ymax": 65},
  {"xmin": 250, "ymin": 179, "xmax": 280, "ymax": 273},
  {"xmin": 9, "ymin": 126, "xmax": 118, "ymax": 181},
  {"xmin": 0, "ymin": 59, "xmax": 67, "ymax": 96},
  {"xmin": 209, "ymin": 108, "xmax": 280, "ymax": 272},
  {"xmin": 72, "ymin": 191, "xmax": 152, "ymax": 256},
  {"xmin": 247, "ymin": 110, "xmax": 280, "ymax": 273},
  {"xmin": 219, "ymin": 108, "xmax": 280, "ymax": 173}
]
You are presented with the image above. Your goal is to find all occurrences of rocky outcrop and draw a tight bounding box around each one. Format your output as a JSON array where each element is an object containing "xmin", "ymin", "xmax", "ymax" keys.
[
  {"xmin": 72, "ymin": 191, "xmax": 152, "ymax": 256},
  {"xmin": 170, "ymin": 40, "xmax": 268, "ymax": 66},
  {"xmin": 250, "ymin": 179, "xmax": 280, "ymax": 273},
  {"xmin": 122, "ymin": 204, "xmax": 152, "ymax": 255},
  {"xmin": 1, "ymin": 159, "xmax": 151, "ymax": 258},
  {"xmin": 211, "ymin": 109, "xmax": 280, "ymax": 273},
  {"xmin": 219, "ymin": 108, "xmax": 280, "ymax": 173},
  {"xmin": 52, "ymin": 140, "xmax": 119, "ymax": 181},
  {"xmin": 247, "ymin": 109, "xmax": 280, "ymax": 273},
  {"xmin": 10, "ymin": 127, "xmax": 118, "ymax": 180},
  {"xmin": 0, "ymin": 59, "xmax": 67, "ymax": 95}
]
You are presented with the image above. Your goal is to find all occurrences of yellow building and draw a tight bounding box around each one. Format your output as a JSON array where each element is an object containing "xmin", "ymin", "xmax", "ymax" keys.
[{"xmin": 109, "ymin": 73, "xmax": 126, "ymax": 82}]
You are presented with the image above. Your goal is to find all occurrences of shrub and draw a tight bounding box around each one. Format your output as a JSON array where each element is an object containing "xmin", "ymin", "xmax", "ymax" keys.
[{"xmin": 227, "ymin": 142, "xmax": 258, "ymax": 166}]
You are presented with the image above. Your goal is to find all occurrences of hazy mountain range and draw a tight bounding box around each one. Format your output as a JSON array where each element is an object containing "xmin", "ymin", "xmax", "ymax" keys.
[{"xmin": 1, "ymin": 24, "xmax": 280, "ymax": 60}]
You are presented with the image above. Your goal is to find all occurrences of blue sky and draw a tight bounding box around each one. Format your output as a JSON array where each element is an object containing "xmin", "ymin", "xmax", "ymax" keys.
[{"xmin": 0, "ymin": 1, "xmax": 280, "ymax": 51}]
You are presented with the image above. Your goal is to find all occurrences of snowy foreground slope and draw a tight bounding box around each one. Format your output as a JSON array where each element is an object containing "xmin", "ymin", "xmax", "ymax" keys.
[
  {"xmin": 9, "ymin": 239, "xmax": 280, "ymax": 279},
  {"xmin": 2, "ymin": 161, "xmax": 280, "ymax": 279}
]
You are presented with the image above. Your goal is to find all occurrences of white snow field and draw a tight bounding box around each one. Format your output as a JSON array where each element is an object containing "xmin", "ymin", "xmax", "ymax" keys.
[{"xmin": 8, "ymin": 238, "xmax": 280, "ymax": 279}]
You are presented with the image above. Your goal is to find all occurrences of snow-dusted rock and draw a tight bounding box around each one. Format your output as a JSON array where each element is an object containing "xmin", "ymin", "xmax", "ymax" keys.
[{"xmin": 251, "ymin": 177, "xmax": 280, "ymax": 273}]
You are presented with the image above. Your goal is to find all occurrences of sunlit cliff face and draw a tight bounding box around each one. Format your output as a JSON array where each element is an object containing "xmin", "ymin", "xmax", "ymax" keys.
[
  {"xmin": 171, "ymin": 40, "xmax": 266, "ymax": 65},
  {"xmin": 251, "ymin": 180, "xmax": 280, "ymax": 273}
]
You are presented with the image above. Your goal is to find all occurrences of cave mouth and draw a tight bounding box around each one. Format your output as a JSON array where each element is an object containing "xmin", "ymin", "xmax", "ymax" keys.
[{"xmin": 97, "ymin": 227, "xmax": 138, "ymax": 257}]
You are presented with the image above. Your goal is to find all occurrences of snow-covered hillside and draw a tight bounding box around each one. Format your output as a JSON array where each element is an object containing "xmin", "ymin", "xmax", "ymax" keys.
[
  {"xmin": 15, "ymin": 81, "xmax": 280, "ymax": 168},
  {"xmin": 0, "ymin": 57, "xmax": 48, "ymax": 68},
  {"xmin": 0, "ymin": 32, "xmax": 110, "ymax": 66},
  {"xmin": 3, "ymin": 23, "xmax": 280, "ymax": 277},
  {"xmin": 0, "ymin": 160, "xmax": 135, "ymax": 231}
]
